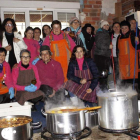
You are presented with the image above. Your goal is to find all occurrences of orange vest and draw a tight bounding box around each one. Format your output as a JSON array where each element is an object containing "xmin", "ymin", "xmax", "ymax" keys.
[
  {"xmin": 0, "ymin": 67, "xmax": 9, "ymax": 95},
  {"xmin": 49, "ymin": 33, "xmax": 71, "ymax": 82},
  {"xmin": 118, "ymin": 35, "xmax": 138, "ymax": 79}
]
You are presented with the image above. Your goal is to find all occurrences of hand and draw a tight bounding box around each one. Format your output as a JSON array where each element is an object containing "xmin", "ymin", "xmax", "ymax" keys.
[
  {"xmin": 80, "ymin": 79, "xmax": 87, "ymax": 84},
  {"xmin": 86, "ymin": 88, "xmax": 92, "ymax": 93},
  {"xmin": 9, "ymin": 87, "xmax": 14, "ymax": 99},
  {"xmin": 32, "ymin": 58, "xmax": 40, "ymax": 65},
  {"xmin": 13, "ymin": 38, "xmax": 20, "ymax": 43},
  {"xmin": 24, "ymin": 84, "xmax": 37, "ymax": 92},
  {"xmin": 109, "ymin": 44, "xmax": 113, "ymax": 49},
  {"xmin": 135, "ymin": 37, "xmax": 139, "ymax": 42},
  {"xmin": 12, "ymin": 63, "xmax": 18, "ymax": 69},
  {"xmin": 5, "ymin": 44, "xmax": 12, "ymax": 51},
  {"xmin": 65, "ymin": 31, "xmax": 70, "ymax": 34},
  {"xmin": 49, "ymin": 89, "xmax": 55, "ymax": 98}
]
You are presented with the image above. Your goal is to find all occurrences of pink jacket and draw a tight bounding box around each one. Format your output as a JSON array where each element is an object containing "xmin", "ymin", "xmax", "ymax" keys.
[
  {"xmin": 36, "ymin": 59, "xmax": 64, "ymax": 91},
  {"xmin": 23, "ymin": 38, "xmax": 40, "ymax": 62},
  {"xmin": 0, "ymin": 61, "xmax": 13, "ymax": 89},
  {"xmin": 42, "ymin": 31, "xmax": 76, "ymax": 52},
  {"xmin": 12, "ymin": 61, "xmax": 41, "ymax": 91}
]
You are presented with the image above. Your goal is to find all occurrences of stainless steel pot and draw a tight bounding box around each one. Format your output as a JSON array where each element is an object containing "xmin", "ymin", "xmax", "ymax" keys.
[
  {"xmin": 97, "ymin": 91, "xmax": 139, "ymax": 131},
  {"xmin": 41, "ymin": 106, "xmax": 86, "ymax": 134},
  {"xmin": 0, "ymin": 115, "xmax": 42, "ymax": 140}
]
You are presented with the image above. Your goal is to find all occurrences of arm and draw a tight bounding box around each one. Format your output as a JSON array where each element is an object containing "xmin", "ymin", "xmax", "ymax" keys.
[
  {"xmin": 42, "ymin": 36, "xmax": 50, "ymax": 47},
  {"xmin": 32, "ymin": 65, "xmax": 41, "ymax": 89},
  {"xmin": 4, "ymin": 63, "xmax": 14, "ymax": 89},
  {"xmin": 130, "ymin": 33, "xmax": 140, "ymax": 50},
  {"xmin": 88, "ymin": 59, "xmax": 99, "ymax": 91},
  {"xmin": 67, "ymin": 34, "xmax": 76, "ymax": 52},
  {"xmin": 67, "ymin": 61, "xmax": 81, "ymax": 84},
  {"xmin": 53, "ymin": 62, "xmax": 64, "ymax": 91},
  {"xmin": 12, "ymin": 67, "xmax": 25, "ymax": 91}
]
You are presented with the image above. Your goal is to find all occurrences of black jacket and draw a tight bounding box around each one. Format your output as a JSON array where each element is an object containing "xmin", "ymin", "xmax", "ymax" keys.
[{"xmin": 67, "ymin": 58, "xmax": 99, "ymax": 91}]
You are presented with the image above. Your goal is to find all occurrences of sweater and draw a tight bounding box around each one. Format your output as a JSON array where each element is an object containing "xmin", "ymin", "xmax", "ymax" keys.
[
  {"xmin": 12, "ymin": 61, "xmax": 41, "ymax": 91},
  {"xmin": 36, "ymin": 59, "xmax": 64, "ymax": 91},
  {"xmin": 0, "ymin": 61, "xmax": 13, "ymax": 89},
  {"xmin": 23, "ymin": 38, "xmax": 40, "ymax": 62},
  {"xmin": 42, "ymin": 32, "xmax": 76, "ymax": 52}
]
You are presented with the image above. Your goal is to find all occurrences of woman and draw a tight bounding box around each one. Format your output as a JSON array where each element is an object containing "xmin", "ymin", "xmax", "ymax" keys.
[
  {"xmin": 43, "ymin": 20, "xmax": 76, "ymax": 82},
  {"xmin": 65, "ymin": 17, "xmax": 86, "ymax": 50},
  {"xmin": 2, "ymin": 18, "xmax": 27, "ymax": 69},
  {"xmin": 65, "ymin": 45, "xmax": 99, "ymax": 107},
  {"xmin": 33, "ymin": 27, "xmax": 43, "ymax": 47},
  {"xmin": 42, "ymin": 24, "xmax": 51, "ymax": 41},
  {"xmin": 117, "ymin": 20, "xmax": 140, "ymax": 86},
  {"xmin": 12, "ymin": 49, "xmax": 44, "ymax": 106},
  {"xmin": 23, "ymin": 26, "xmax": 40, "ymax": 63},
  {"xmin": 82, "ymin": 23, "xmax": 95, "ymax": 58},
  {"xmin": 0, "ymin": 48, "xmax": 14, "ymax": 103},
  {"xmin": 94, "ymin": 20, "xmax": 112, "ymax": 90},
  {"xmin": 110, "ymin": 22, "xmax": 121, "ymax": 82}
]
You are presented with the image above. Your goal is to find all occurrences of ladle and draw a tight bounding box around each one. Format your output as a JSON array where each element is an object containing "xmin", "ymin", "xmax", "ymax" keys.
[{"xmin": 60, "ymin": 106, "xmax": 101, "ymax": 112}]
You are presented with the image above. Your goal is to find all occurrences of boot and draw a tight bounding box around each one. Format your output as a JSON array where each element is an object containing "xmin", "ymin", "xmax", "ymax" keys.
[{"xmin": 70, "ymin": 97, "xmax": 79, "ymax": 106}]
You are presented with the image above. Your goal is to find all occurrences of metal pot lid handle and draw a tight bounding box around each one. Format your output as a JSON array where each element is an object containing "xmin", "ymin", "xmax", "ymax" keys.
[
  {"xmin": 31, "ymin": 122, "xmax": 42, "ymax": 130},
  {"xmin": 41, "ymin": 108, "xmax": 47, "ymax": 116}
]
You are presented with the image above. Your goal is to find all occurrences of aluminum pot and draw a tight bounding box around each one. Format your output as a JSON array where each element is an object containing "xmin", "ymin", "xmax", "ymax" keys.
[
  {"xmin": 0, "ymin": 115, "xmax": 42, "ymax": 140},
  {"xmin": 97, "ymin": 91, "xmax": 139, "ymax": 131},
  {"xmin": 41, "ymin": 106, "xmax": 86, "ymax": 134}
]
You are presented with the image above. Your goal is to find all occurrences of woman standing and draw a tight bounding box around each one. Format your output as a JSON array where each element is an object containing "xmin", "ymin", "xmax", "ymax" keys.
[
  {"xmin": 110, "ymin": 22, "xmax": 121, "ymax": 82},
  {"xmin": 23, "ymin": 27, "xmax": 40, "ymax": 63},
  {"xmin": 65, "ymin": 45, "xmax": 99, "ymax": 107},
  {"xmin": 33, "ymin": 27, "xmax": 43, "ymax": 47},
  {"xmin": 2, "ymin": 18, "xmax": 27, "ymax": 69},
  {"xmin": 12, "ymin": 49, "xmax": 44, "ymax": 106},
  {"xmin": 42, "ymin": 25, "xmax": 51, "ymax": 41},
  {"xmin": 94, "ymin": 20, "xmax": 112, "ymax": 90}
]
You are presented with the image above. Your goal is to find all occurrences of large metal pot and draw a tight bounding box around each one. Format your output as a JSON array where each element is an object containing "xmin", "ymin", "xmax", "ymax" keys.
[
  {"xmin": 97, "ymin": 91, "xmax": 139, "ymax": 131},
  {"xmin": 0, "ymin": 115, "xmax": 42, "ymax": 140},
  {"xmin": 41, "ymin": 106, "xmax": 86, "ymax": 134}
]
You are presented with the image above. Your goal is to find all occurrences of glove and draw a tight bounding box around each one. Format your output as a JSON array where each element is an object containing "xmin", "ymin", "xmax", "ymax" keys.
[
  {"xmin": 9, "ymin": 87, "xmax": 14, "ymax": 99},
  {"xmin": 32, "ymin": 58, "xmax": 39, "ymax": 65},
  {"xmin": 24, "ymin": 84, "xmax": 37, "ymax": 92}
]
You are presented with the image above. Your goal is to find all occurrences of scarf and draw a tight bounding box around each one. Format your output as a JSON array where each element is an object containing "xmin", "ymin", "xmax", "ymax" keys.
[
  {"xmin": 70, "ymin": 26, "xmax": 87, "ymax": 50},
  {"xmin": 0, "ymin": 64, "xmax": 3, "ymax": 73}
]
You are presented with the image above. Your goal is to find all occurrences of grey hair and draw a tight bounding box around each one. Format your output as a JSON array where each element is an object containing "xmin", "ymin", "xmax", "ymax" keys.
[{"xmin": 20, "ymin": 49, "xmax": 31, "ymax": 58}]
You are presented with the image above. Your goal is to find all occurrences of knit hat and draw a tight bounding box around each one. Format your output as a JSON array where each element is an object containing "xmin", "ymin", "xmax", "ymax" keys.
[
  {"xmin": 69, "ymin": 17, "xmax": 80, "ymax": 25},
  {"xmin": 100, "ymin": 20, "xmax": 109, "ymax": 28},
  {"xmin": 40, "ymin": 45, "xmax": 51, "ymax": 53},
  {"xmin": 120, "ymin": 20, "xmax": 130, "ymax": 29}
]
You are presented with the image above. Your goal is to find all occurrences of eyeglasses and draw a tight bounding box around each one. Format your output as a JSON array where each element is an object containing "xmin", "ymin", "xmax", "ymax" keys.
[
  {"xmin": 5, "ymin": 23, "xmax": 13, "ymax": 27},
  {"xmin": 21, "ymin": 56, "xmax": 30, "ymax": 59},
  {"xmin": 72, "ymin": 21, "xmax": 79, "ymax": 24}
]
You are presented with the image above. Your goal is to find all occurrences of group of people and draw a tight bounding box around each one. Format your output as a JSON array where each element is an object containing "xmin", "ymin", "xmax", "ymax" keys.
[{"xmin": 0, "ymin": 16, "xmax": 140, "ymax": 109}]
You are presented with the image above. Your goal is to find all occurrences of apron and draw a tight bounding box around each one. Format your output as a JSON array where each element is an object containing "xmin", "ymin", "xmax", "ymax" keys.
[
  {"xmin": 0, "ymin": 67, "xmax": 9, "ymax": 95},
  {"xmin": 118, "ymin": 35, "xmax": 138, "ymax": 79},
  {"xmin": 16, "ymin": 67, "xmax": 44, "ymax": 105},
  {"xmin": 65, "ymin": 63, "xmax": 97, "ymax": 103},
  {"xmin": 50, "ymin": 33, "xmax": 71, "ymax": 82}
]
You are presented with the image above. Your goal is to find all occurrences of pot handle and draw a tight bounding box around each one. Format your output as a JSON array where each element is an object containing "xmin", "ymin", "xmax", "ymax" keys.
[
  {"xmin": 41, "ymin": 108, "xmax": 47, "ymax": 116},
  {"xmin": 31, "ymin": 122, "xmax": 42, "ymax": 130},
  {"xmin": 116, "ymin": 94, "xmax": 127, "ymax": 100}
]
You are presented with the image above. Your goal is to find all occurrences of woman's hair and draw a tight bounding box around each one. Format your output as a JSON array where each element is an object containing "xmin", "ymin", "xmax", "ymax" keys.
[
  {"xmin": 51, "ymin": 20, "xmax": 62, "ymax": 29},
  {"xmin": 24, "ymin": 26, "xmax": 33, "ymax": 37},
  {"xmin": 0, "ymin": 48, "xmax": 7, "ymax": 56},
  {"xmin": 0, "ymin": 18, "xmax": 3, "ymax": 46},
  {"xmin": 42, "ymin": 25, "xmax": 51, "ymax": 38},
  {"xmin": 70, "ymin": 45, "xmax": 87, "ymax": 61},
  {"xmin": 2, "ymin": 18, "xmax": 17, "ymax": 32},
  {"xmin": 34, "ymin": 27, "xmax": 41, "ymax": 34},
  {"xmin": 20, "ymin": 49, "xmax": 31, "ymax": 58}
]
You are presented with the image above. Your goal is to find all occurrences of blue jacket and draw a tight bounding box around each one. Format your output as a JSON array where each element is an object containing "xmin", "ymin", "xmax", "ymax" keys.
[{"xmin": 67, "ymin": 58, "xmax": 99, "ymax": 91}]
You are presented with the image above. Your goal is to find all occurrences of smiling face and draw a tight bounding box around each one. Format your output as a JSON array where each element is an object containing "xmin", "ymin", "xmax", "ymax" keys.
[
  {"xmin": 75, "ymin": 47, "xmax": 85, "ymax": 59},
  {"xmin": 113, "ymin": 23, "xmax": 120, "ymax": 34},
  {"xmin": 103, "ymin": 24, "xmax": 109, "ymax": 30},
  {"xmin": 43, "ymin": 26, "xmax": 51, "ymax": 36},
  {"xmin": 52, "ymin": 24, "xmax": 61, "ymax": 35},
  {"xmin": 121, "ymin": 26, "xmax": 129, "ymax": 34},
  {"xmin": 71, "ymin": 20, "xmax": 80, "ymax": 30},
  {"xmin": 5, "ymin": 20, "xmax": 13, "ymax": 33},
  {"xmin": 34, "ymin": 29, "xmax": 41, "ymax": 39},
  {"xmin": 25, "ymin": 30, "xmax": 33, "ymax": 39},
  {"xmin": 21, "ymin": 52, "xmax": 30, "ymax": 65},
  {"xmin": 86, "ymin": 27, "xmax": 92, "ymax": 34},
  {"xmin": 41, "ymin": 50, "xmax": 51, "ymax": 64},
  {"xmin": 0, "ymin": 52, "xmax": 6, "ymax": 64},
  {"xmin": 130, "ymin": 19, "xmax": 136, "ymax": 30}
]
